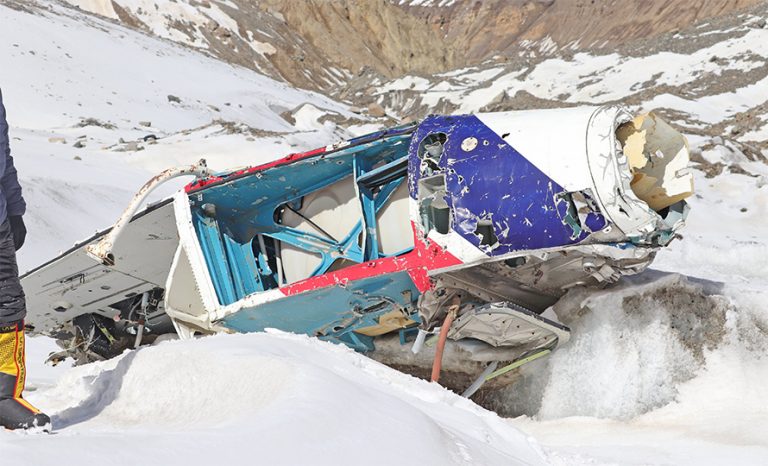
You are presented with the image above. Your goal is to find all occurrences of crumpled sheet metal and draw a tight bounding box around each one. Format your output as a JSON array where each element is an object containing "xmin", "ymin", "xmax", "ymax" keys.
[{"xmin": 616, "ymin": 113, "xmax": 694, "ymax": 212}]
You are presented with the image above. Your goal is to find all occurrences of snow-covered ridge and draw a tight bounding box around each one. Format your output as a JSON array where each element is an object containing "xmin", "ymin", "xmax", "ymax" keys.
[
  {"xmin": 378, "ymin": 25, "xmax": 767, "ymax": 115},
  {"xmin": 369, "ymin": 8, "xmax": 768, "ymax": 184},
  {"xmin": 375, "ymin": 17, "xmax": 768, "ymax": 129},
  {"xmin": 60, "ymin": 0, "xmax": 351, "ymax": 91}
]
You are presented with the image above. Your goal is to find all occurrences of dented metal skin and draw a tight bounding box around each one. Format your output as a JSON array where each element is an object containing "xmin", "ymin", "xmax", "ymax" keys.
[{"xmin": 20, "ymin": 105, "xmax": 692, "ymax": 391}]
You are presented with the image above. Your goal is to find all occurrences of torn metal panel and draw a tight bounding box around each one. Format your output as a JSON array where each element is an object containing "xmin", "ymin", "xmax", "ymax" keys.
[
  {"xmin": 447, "ymin": 302, "xmax": 570, "ymax": 348},
  {"xmin": 409, "ymin": 114, "xmax": 595, "ymax": 256},
  {"xmin": 616, "ymin": 112, "xmax": 694, "ymax": 212}
]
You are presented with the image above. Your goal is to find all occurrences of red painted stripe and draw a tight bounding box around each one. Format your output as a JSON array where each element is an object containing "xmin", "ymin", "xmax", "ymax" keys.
[
  {"xmin": 12, "ymin": 322, "xmax": 20, "ymax": 398},
  {"xmin": 280, "ymin": 223, "xmax": 461, "ymax": 296},
  {"xmin": 185, "ymin": 147, "xmax": 328, "ymax": 193}
]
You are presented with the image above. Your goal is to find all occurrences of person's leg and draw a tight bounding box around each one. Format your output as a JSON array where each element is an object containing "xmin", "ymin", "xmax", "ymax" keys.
[
  {"xmin": 0, "ymin": 320, "xmax": 51, "ymax": 429},
  {"xmin": 0, "ymin": 220, "xmax": 50, "ymax": 430}
]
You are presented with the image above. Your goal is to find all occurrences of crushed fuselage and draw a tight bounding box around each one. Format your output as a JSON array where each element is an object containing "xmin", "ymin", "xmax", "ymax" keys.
[{"xmin": 21, "ymin": 105, "xmax": 692, "ymax": 393}]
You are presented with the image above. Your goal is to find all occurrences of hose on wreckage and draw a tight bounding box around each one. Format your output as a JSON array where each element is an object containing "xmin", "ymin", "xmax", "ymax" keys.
[{"xmin": 430, "ymin": 295, "xmax": 462, "ymax": 383}]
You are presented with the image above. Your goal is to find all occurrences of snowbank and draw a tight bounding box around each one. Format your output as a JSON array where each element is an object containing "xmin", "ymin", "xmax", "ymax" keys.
[
  {"xmin": 10, "ymin": 332, "xmax": 547, "ymax": 466},
  {"xmin": 500, "ymin": 169, "xmax": 768, "ymax": 464}
]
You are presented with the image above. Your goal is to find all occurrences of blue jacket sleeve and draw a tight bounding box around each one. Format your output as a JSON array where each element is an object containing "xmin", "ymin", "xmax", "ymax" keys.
[{"xmin": 0, "ymin": 89, "xmax": 25, "ymax": 217}]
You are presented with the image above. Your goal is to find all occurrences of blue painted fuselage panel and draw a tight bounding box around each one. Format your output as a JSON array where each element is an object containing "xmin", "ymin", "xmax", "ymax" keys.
[
  {"xmin": 219, "ymin": 271, "xmax": 421, "ymax": 351},
  {"xmin": 194, "ymin": 134, "xmax": 412, "ymax": 242},
  {"xmin": 190, "ymin": 134, "xmax": 413, "ymax": 306},
  {"xmin": 408, "ymin": 115, "xmax": 607, "ymax": 255}
]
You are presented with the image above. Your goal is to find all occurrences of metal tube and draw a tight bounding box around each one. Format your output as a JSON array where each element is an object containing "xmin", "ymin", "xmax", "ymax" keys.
[
  {"xmin": 411, "ymin": 329, "xmax": 427, "ymax": 354},
  {"xmin": 275, "ymin": 241, "xmax": 284, "ymax": 286},
  {"xmin": 461, "ymin": 362, "xmax": 499, "ymax": 398},
  {"xmin": 133, "ymin": 323, "xmax": 145, "ymax": 349},
  {"xmin": 134, "ymin": 292, "xmax": 150, "ymax": 349},
  {"xmin": 86, "ymin": 159, "xmax": 212, "ymax": 266}
]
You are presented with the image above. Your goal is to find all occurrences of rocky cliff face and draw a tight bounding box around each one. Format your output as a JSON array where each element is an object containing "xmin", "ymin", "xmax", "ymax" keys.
[
  {"xmin": 49, "ymin": 0, "xmax": 768, "ymax": 177},
  {"xmin": 62, "ymin": 0, "xmax": 762, "ymax": 90}
]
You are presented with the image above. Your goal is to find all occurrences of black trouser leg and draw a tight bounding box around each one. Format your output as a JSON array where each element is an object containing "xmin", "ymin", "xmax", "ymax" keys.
[
  {"xmin": 0, "ymin": 219, "xmax": 25, "ymax": 326},
  {"xmin": 0, "ymin": 220, "xmax": 50, "ymax": 430}
]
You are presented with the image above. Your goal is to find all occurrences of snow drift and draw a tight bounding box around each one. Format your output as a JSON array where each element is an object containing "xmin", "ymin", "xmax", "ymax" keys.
[
  {"xmin": 506, "ymin": 167, "xmax": 768, "ymax": 464},
  {"xmin": 17, "ymin": 332, "xmax": 548, "ymax": 466}
]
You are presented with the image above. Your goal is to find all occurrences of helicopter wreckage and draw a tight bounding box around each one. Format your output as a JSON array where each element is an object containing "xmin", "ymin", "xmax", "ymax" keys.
[{"xmin": 21, "ymin": 105, "xmax": 693, "ymax": 397}]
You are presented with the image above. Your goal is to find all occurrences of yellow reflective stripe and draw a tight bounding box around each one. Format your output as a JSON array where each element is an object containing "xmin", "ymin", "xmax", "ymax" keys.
[
  {"xmin": 15, "ymin": 397, "xmax": 41, "ymax": 415},
  {"xmin": 0, "ymin": 324, "xmax": 42, "ymax": 414},
  {"xmin": 0, "ymin": 329, "xmax": 18, "ymax": 376}
]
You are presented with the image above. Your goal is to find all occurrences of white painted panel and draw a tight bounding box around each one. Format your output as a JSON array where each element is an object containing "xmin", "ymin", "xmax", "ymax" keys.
[
  {"xmin": 165, "ymin": 246, "xmax": 207, "ymax": 319},
  {"xmin": 280, "ymin": 175, "xmax": 362, "ymax": 283},
  {"xmin": 475, "ymin": 106, "xmax": 598, "ymax": 192},
  {"xmin": 376, "ymin": 181, "xmax": 414, "ymax": 255},
  {"xmin": 22, "ymin": 201, "xmax": 178, "ymax": 333}
]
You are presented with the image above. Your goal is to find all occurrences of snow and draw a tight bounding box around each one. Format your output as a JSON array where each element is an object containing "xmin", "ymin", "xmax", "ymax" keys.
[
  {"xmin": 503, "ymin": 168, "xmax": 768, "ymax": 465},
  {"xmin": 346, "ymin": 123, "xmax": 386, "ymax": 137},
  {"xmin": 15, "ymin": 332, "xmax": 547, "ymax": 466},
  {"xmin": 375, "ymin": 27, "xmax": 768, "ymax": 123},
  {"xmin": 377, "ymin": 75, "xmax": 432, "ymax": 93},
  {"xmin": 291, "ymin": 103, "xmax": 332, "ymax": 132},
  {"xmin": 2, "ymin": 1, "xmax": 768, "ymax": 465},
  {"xmin": 65, "ymin": 0, "xmax": 117, "ymax": 19},
  {"xmin": 247, "ymin": 34, "xmax": 278, "ymax": 56},
  {"xmin": 645, "ymin": 73, "xmax": 768, "ymax": 125},
  {"xmin": 2, "ymin": 3, "xmax": 348, "ymax": 135}
]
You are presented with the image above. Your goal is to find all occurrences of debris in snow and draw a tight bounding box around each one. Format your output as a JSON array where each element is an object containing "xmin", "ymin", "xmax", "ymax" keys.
[
  {"xmin": 167, "ymin": 94, "xmax": 182, "ymax": 103},
  {"xmin": 75, "ymin": 117, "xmax": 116, "ymax": 130},
  {"xmin": 139, "ymin": 121, "xmax": 152, "ymax": 127},
  {"xmin": 112, "ymin": 141, "xmax": 143, "ymax": 152}
]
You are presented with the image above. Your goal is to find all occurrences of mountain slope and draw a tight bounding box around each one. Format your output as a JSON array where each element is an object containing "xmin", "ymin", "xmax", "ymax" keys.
[
  {"xmin": 0, "ymin": 0, "xmax": 354, "ymax": 271},
  {"xmin": 369, "ymin": 5, "xmax": 768, "ymax": 180},
  {"xmin": 61, "ymin": 0, "xmax": 763, "ymax": 88}
]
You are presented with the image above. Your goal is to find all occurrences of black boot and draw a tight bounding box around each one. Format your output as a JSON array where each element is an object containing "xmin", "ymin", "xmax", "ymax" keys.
[{"xmin": 0, "ymin": 321, "xmax": 51, "ymax": 431}]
